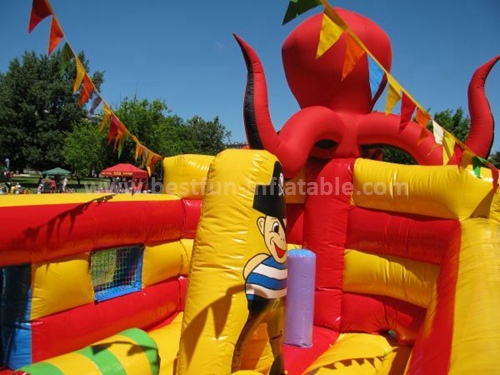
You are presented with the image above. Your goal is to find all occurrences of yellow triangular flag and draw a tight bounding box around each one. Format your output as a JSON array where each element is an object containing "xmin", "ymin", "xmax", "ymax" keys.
[
  {"xmin": 73, "ymin": 56, "xmax": 86, "ymax": 93},
  {"xmin": 317, "ymin": 12, "xmax": 344, "ymax": 58},
  {"xmin": 442, "ymin": 132, "xmax": 456, "ymax": 165},
  {"xmin": 135, "ymin": 142, "xmax": 144, "ymax": 160},
  {"xmin": 385, "ymin": 75, "xmax": 402, "ymax": 115},
  {"xmin": 98, "ymin": 102, "xmax": 111, "ymax": 133},
  {"xmin": 460, "ymin": 149, "xmax": 474, "ymax": 169}
]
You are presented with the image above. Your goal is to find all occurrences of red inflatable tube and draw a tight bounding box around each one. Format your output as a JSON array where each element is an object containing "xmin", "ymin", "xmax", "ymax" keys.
[
  {"xmin": 346, "ymin": 207, "xmax": 461, "ymax": 265},
  {"xmin": 30, "ymin": 279, "xmax": 182, "ymax": 363},
  {"xmin": 0, "ymin": 199, "xmax": 185, "ymax": 266}
]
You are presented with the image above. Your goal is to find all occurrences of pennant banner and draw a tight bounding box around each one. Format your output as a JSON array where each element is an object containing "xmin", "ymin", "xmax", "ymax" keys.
[
  {"xmin": 400, "ymin": 93, "xmax": 416, "ymax": 128},
  {"xmin": 79, "ymin": 74, "xmax": 94, "ymax": 106},
  {"xmin": 73, "ymin": 56, "xmax": 86, "ymax": 93},
  {"xmin": 342, "ymin": 34, "xmax": 365, "ymax": 80},
  {"xmin": 367, "ymin": 55, "xmax": 385, "ymax": 99},
  {"xmin": 317, "ymin": 13, "xmax": 344, "ymax": 58},
  {"xmin": 385, "ymin": 75, "xmax": 402, "ymax": 115},
  {"xmin": 29, "ymin": 0, "xmax": 53, "ymax": 33},
  {"xmin": 28, "ymin": 0, "xmax": 165, "ymax": 171},
  {"xmin": 48, "ymin": 16, "xmax": 63, "ymax": 55},
  {"xmin": 283, "ymin": 0, "xmax": 321, "ymax": 25}
]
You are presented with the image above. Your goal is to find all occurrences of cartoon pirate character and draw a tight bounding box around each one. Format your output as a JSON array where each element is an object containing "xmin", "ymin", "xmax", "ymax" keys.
[{"xmin": 232, "ymin": 162, "xmax": 287, "ymax": 375}]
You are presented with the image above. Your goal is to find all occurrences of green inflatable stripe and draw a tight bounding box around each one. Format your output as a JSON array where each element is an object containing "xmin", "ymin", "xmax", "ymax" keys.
[
  {"xmin": 77, "ymin": 345, "xmax": 126, "ymax": 375},
  {"xmin": 19, "ymin": 362, "xmax": 64, "ymax": 375},
  {"xmin": 119, "ymin": 328, "xmax": 160, "ymax": 375}
]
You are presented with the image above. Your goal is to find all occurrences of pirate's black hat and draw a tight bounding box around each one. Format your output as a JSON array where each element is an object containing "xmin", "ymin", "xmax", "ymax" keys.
[{"xmin": 253, "ymin": 161, "xmax": 286, "ymax": 220}]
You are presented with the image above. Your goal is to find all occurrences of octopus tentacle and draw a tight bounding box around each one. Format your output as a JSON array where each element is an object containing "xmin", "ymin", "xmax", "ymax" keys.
[
  {"xmin": 233, "ymin": 34, "xmax": 279, "ymax": 151},
  {"xmin": 235, "ymin": 34, "xmax": 350, "ymax": 177},
  {"xmin": 466, "ymin": 55, "xmax": 500, "ymax": 159}
]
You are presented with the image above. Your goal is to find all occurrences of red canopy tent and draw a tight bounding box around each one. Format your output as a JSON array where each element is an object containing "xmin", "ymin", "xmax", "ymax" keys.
[{"xmin": 100, "ymin": 163, "xmax": 148, "ymax": 179}]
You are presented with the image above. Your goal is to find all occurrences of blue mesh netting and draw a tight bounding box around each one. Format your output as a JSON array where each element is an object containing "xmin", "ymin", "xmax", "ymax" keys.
[{"xmin": 90, "ymin": 246, "xmax": 143, "ymax": 301}]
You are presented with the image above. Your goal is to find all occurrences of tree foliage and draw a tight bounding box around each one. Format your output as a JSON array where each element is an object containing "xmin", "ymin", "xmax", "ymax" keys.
[
  {"xmin": 63, "ymin": 119, "xmax": 107, "ymax": 178},
  {"xmin": 0, "ymin": 50, "xmax": 102, "ymax": 172},
  {"xmin": 0, "ymin": 52, "xmax": 233, "ymax": 176}
]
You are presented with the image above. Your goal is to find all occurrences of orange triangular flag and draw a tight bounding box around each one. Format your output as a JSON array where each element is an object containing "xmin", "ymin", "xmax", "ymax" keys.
[
  {"xmin": 415, "ymin": 108, "xmax": 430, "ymax": 127},
  {"xmin": 342, "ymin": 34, "xmax": 365, "ymax": 80},
  {"xmin": 29, "ymin": 0, "xmax": 53, "ymax": 33},
  {"xmin": 146, "ymin": 150, "xmax": 155, "ymax": 167},
  {"xmin": 417, "ymin": 126, "xmax": 430, "ymax": 145},
  {"xmin": 135, "ymin": 143, "xmax": 144, "ymax": 160},
  {"xmin": 317, "ymin": 12, "xmax": 344, "ymax": 58},
  {"xmin": 73, "ymin": 57, "xmax": 86, "ymax": 93},
  {"xmin": 79, "ymin": 74, "xmax": 94, "ymax": 106},
  {"xmin": 385, "ymin": 75, "xmax": 402, "ymax": 115},
  {"xmin": 150, "ymin": 154, "xmax": 161, "ymax": 172},
  {"xmin": 48, "ymin": 16, "xmax": 63, "ymax": 55}
]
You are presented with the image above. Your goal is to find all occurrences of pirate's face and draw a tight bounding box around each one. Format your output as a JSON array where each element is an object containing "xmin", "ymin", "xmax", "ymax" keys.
[{"xmin": 258, "ymin": 215, "xmax": 287, "ymax": 262}]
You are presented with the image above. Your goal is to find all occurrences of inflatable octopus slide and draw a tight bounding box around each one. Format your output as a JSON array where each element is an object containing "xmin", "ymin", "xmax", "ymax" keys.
[{"xmin": 1, "ymin": 8, "xmax": 499, "ymax": 375}]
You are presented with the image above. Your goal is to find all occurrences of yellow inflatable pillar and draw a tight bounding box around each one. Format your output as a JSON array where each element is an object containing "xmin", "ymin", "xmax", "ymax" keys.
[{"xmin": 176, "ymin": 149, "xmax": 287, "ymax": 375}]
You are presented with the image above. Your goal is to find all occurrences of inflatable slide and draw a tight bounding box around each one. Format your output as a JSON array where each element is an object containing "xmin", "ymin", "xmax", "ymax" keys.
[{"xmin": 1, "ymin": 6, "xmax": 500, "ymax": 375}]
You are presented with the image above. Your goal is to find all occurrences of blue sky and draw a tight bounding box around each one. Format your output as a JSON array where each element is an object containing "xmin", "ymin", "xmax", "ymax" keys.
[{"xmin": 1, "ymin": 0, "xmax": 499, "ymax": 151}]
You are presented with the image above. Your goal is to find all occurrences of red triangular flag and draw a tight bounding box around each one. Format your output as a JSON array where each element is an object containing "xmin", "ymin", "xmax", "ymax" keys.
[
  {"xmin": 28, "ymin": 0, "xmax": 53, "ymax": 33},
  {"xmin": 79, "ymin": 74, "xmax": 94, "ymax": 106},
  {"xmin": 400, "ymin": 93, "xmax": 416, "ymax": 129},
  {"xmin": 108, "ymin": 114, "xmax": 119, "ymax": 145},
  {"xmin": 48, "ymin": 16, "xmax": 64, "ymax": 55}
]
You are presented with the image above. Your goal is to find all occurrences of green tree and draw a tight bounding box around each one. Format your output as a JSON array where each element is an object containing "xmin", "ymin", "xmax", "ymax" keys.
[
  {"xmin": 63, "ymin": 119, "xmax": 107, "ymax": 178},
  {"xmin": 0, "ymin": 50, "xmax": 103, "ymax": 172},
  {"xmin": 488, "ymin": 151, "xmax": 500, "ymax": 168},
  {"xmin": 186, "ymin": 115, "xmax": 232, "ymax": 155}
]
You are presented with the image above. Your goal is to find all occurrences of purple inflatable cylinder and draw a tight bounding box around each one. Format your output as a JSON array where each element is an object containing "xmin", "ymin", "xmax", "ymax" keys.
[{"xmin": 284, "ymin": 249, "xmax": 316, "ymax": 347}]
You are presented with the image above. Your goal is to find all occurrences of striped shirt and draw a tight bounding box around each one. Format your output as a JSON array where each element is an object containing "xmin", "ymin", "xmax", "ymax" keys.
[{"xmin": 246, "ymin": 256, "xmax": 287, "ymax": 302}]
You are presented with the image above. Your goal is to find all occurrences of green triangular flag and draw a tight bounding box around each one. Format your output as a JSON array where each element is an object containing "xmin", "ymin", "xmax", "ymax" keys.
[
  {"xmin": 117, "ymin": 134, "xmax": 127, "ymax": 159},
  {"xmin": 472, "ymin": 156, "xmax": 487, "ymax": 178},
  {"xmin": 60, "ymin": 42, "xmax": 74, "ymax": 75},
  {"xmin": 282, "ymin": 0, "xmax": 321, "ymax": 25}
]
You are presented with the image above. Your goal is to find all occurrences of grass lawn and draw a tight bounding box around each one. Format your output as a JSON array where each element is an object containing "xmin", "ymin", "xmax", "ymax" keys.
[{"xmin": 7, "ymin": 175, "xmax": 113, "ymax": 193}]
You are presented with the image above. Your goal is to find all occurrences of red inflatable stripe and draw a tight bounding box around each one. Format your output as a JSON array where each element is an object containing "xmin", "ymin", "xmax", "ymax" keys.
[
  {"xmin": 0, "ymin": 199, "xmax": 185, "ymax": 266},
  {"xmin": 30, "ymin": 279, "xmax": 182, "ymax": 363},
  {"xmin": 346, "ymin": 207, "xmax": 460, "ymax": 265}
]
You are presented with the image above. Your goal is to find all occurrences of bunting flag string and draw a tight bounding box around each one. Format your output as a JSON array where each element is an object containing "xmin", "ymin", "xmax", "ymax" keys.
[
  {"xmin": 400, "ymin": 93, "xmax": 417, "ymax": 129},
  {"xmin": 28, "ymin": 0, "xmax": 164, "ymax": 173},
  {"xmin": 283, "ymin": 0, "xmax": 321, "ymax": 25},
  {"xmin": 28, "ymin": 0, "xmax": 53, "ymax": 33},
  {"xmin": 48, "ymin": 16, "xmax": 63, "ymax": 55},
  {"xmin": 290, "ymin": 0, "xmax": 499, "ymax": 189},
  {"xmin": 342, "ymin": 34, "xmax": 365, "ymax": 80},
  {"xmin": 367, "ymin": 55, "xmax": 385, "ymax": 99}
]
